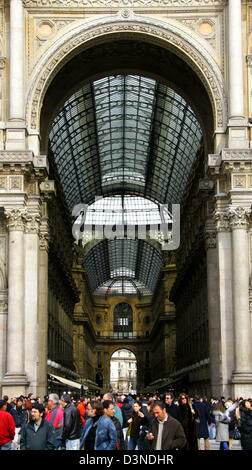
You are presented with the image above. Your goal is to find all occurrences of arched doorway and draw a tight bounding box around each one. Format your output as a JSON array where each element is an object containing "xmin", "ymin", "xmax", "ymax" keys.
[
  {"xmin": 110, "ymin": 349, "xmax": 137, "ymax": 395},
  {"xmin": 32, "ymin": 19, "xmax": 224, "ymax": 397}
]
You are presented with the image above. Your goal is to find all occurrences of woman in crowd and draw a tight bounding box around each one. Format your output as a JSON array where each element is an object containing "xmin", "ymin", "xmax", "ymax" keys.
[
  {"xmin": 127, "ymin": 402, "xmax": 145, "ymax": 450},
  {"xmin": 213, "ymin": 402, "xmax": 230, "ymax": 450},
  {"xmin": 80, "ymin": 400, "xmax": 103, "ymax": 450},
  {"xmin": 178, "ymin": 393, "xmax": 198, "ymax": 450},
  {"xmin": 238, "ymin": 399, "xmax": 252, "ymax": 451}
]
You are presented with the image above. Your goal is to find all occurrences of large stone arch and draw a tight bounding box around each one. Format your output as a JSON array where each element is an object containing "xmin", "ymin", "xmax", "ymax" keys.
[{"xmin": 25, "ymin": 14, "xmax": 227, "ymax": 145}]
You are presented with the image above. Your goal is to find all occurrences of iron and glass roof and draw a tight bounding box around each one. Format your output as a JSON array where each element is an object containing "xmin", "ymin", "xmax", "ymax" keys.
[
  {"xmin": 84, "ymin": 239, "xmax": 163, "ymax": 297},
  {"xmin": 49, "ymin": 74, "xmax": 203, "ymax": 297},
  {"xmin": 50, "ymin": 75, "xmax": 202, "ymax": 209}
]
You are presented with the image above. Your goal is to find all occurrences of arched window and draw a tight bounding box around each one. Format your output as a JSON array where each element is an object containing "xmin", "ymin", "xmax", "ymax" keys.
[{"xmin": 114, "ymin": 303, "xmax": 133, "ymax": 333}]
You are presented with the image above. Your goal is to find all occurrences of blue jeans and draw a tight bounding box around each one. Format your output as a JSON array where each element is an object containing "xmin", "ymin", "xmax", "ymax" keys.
[
  {"xmin": 66, "ymin": 439, "xmax": 80, "ymax": 450},
  {"xmin": 55, "ymin": 439, "xmax": 62, "ymax": 450},
  {"xmin": 220, "ymin": 441, "xmax": 229, "ymax": 450},
  {"xmin": 0, "ymin": 441, "xmax": 12, "ymax": 450},
  {"xmin": 128, "ymin": 437, "xmax": 139, "ymax": 450}
]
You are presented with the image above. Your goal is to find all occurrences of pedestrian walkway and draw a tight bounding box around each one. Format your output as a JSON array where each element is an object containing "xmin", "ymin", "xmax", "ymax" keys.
[{"xmin": 198, "ymin": 438, "xmax": 241, "ymax": 450}]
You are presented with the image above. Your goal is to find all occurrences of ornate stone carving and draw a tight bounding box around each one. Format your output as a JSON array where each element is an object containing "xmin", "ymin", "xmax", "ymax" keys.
[
  {"xmin": 24, "ymin": 212, "xmax": 41, "ymax": 234},
  {"xmin": 26, "ymin": 16, "xmax": 227, "ymax": 132},
  {"xmin": 4, "ymin": 208, "xmax": 28, "ymax": 231},
  {"xmin": 228, "ymin": 207, "xmax": 251, "ymax": 230},
  {"xmin": 23, "ymin": 0, "xmax": 226, "ymax": 6},
  {"xmin": 39, "ymin": 218, "xmax": 50, "ymax": 250},
  {"xmin": 0, "ymin": 57, "xmax": 6, "ymax": 70},
  {"xmin": 205, "ymin": 230, "xmax": 216, "ymax": 249},
  {"xmin": 222, "ymin": 149, "xmax": 252, "ymax": 161},
  {"xmin": 214, "ymin": 211, "xmax": 230, "ymax": 232}
]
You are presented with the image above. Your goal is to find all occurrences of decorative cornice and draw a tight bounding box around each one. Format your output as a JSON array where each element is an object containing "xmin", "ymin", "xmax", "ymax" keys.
[
  {"xmin": 26, "ymin": 16, "xmax": 227, "ymax": 132},
  {"xmin": 222, "ymin": 149, "xmax": 252, "ymax": 161},
  {"xmin": 4, "ymin": 208, "xmax": 28, "ymax": 231},
  {"xmin": 23, "ymin": 0, "xmax": 226, "ymax": 8},
  {"xmin": 228, "ymin": 206, "xmax": 251, "ymax": 230}
]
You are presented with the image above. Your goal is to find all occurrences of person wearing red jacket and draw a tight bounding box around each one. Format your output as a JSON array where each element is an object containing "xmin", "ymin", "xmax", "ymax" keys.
[
  {"xmin": 0, "ymin": 400, "xmax": 15, "ymax": 450},
  {"xmin": 77, "ymin": 397, "xmax": 87, "ymax": 427}
]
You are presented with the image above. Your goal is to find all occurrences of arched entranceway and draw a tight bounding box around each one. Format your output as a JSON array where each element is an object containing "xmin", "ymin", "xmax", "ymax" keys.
[
  {"xmin": 25, "ymin": 16, "xmax": 227, "ymax": 398},
  {"xmin": 110, "ymin": 349, "xmax": 137, "ymax": 394}
]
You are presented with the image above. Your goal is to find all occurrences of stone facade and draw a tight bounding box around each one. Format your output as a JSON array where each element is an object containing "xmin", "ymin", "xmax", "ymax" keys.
[{"xmin": 0, "ymin": 0, "xmax": 252, "ymax": 398}]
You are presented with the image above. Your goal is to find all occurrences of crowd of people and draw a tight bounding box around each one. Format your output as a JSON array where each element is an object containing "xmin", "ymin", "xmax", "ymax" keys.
[{"xmin": 0, "ymin": 391, "xmax": 252, "ymax": 451}]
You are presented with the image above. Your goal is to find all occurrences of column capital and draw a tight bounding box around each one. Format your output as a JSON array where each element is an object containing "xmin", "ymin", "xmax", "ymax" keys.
[
  {"xmin": 24, "ymin": 211, "xmax": 41, "ymax": 234},
  {"xmin": 228, "ymin": 206, "xmax": 251, "ymax": 229},
  {"xmin": 214, "ymin": 211, "xmax": 231, "ymax": 232},
  {"xmin": 4, "ymin": 207, "xmax": 27, "ymax": 231}
]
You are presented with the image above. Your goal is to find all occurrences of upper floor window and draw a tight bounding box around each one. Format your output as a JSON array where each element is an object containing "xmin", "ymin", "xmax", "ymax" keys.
[{"xmin": 114, "ymin": 302, "xmax": 133, "ymax": 333}]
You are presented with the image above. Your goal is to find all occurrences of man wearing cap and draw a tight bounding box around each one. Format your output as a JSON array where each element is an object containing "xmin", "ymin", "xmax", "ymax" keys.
[{"xmin": 60, "ymin": 393, "xmax": 82, "ymax": 450}]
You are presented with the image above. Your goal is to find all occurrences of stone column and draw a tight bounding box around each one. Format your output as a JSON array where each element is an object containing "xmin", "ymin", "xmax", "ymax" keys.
[
  {"xmin": 229, "ymin": 207, "xmax": 252, "ymax": 396},
  {"xmin": 215, "ymin": 210, "xmax": 234, "ymax": 397},
  {"xmin": 24, "ymin": 209, "xmax": 41, "ymax": 394},
  {"xmin": 205, "ymin": 223, "xmax": 221, "ymax": 397},
  {"xmin": 9, "ymin": 0, "xmax": 24, "ymax": 120},
  {"xmin": 228, "ymin": 0, "xmax": 244, "ymax": 119},
  {"xmin": 228, "ymin": 0, "xmax": 248, "ymax": 148},
  {"xmin": 36, "ymin": 211, "xmax": 49, "ymax": 398},
  {"xmin": 3, "ymin": 208, "xmax": 28, "ymax": 394}
]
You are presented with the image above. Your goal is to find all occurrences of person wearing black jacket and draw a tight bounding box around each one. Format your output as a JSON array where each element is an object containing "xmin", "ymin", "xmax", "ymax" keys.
[
  {"xmin": 240, "ymin": 400, "xmax": 252, "ymax": 450},
  {"xmin": 20, "ymin": 404, "xmax": 56, "ymax": 450},
  {"xmin": 121, "ymin": 398, "xmax": 133, "ymax": 441},
  {"xmin": 164, "ymin": 393, "xmax": 182, "ymax": 422},
  {"xmin": 60, "ymin": 393, "xmax": 82, "ymax": 450},
  {"xmin": 10, "ymin": 397, "xmax": 25, "ymax": 450}
]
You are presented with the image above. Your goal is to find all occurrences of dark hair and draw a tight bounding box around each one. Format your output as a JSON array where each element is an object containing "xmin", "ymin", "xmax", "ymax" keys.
[
  {"xmin": 17, "ymin": 397, "xmax": 24, "ymax": 403},
  {"xmin": 3, "ymin": 395, "xmax": 8, "ymax": 401},
  {"xmin": 103, "ymin": 400, "xmax": 114, "ymax": 410},
  {"xmin": 152, "ymin": 400, "xmax": 166, "ymax": 410},
  {"xmin": 32, "ymin": 403, "xmax": 45, "ymax": 415},
  {"xmin": 89, "ymin": 400, "xmax": 104, "ymax": 417},
  {"xmin": 0, "ymin": 399, "xmax": 7, "ymax": 409},
  {"xmin": 165, "ymin": 392, "xmax": 174, "ymax": 400}
]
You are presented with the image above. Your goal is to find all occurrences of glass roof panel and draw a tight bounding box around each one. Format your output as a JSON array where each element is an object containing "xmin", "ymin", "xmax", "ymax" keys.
[
  {"xmin": 49, "ymin": 74, "xmax": 203, "ymax": 297},
  {"xmin": 84, "ymin": 239, "xmax": 163, "ymax": 297}
]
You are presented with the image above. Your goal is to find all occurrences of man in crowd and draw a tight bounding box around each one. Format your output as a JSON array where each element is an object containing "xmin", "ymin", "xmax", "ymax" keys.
[
  {"xmin": 164, "ymin": 393, "xmax": 182, "ymax": 422},
  {"xmin": 77, "ymin": 396, "xmax": 87, "ymax": 428},
  {"xmin": 10, "ymin": 396, "xmax": 25, "ymax": 450},
  {"xmin": 45, "ymin": 393, "xmax": 64, "ymax": 449},
  {"xmin": 94, "ymin": 400, "xmax": 117, "ymax": 450},
  {"xmin": 0, "ymin": 400, "xmax": 15, "ymax": 450},
  {"xmin": 146, "ymin": 401, "xmax": 186, "ymax": 450},
  {"xmin": 60, "ymin": 393, "xmax": 82, "ymax": 450},
  {"xmin": 20, "ymin": 403, "xmax": 56, "ymax": 450},
  {"xmin": 103, "ymin": 393, "xmax": 123, "ymax": 427}
]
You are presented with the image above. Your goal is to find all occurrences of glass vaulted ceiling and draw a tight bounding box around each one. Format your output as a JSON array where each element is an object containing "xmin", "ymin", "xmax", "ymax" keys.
[
  {"xmin": 50, "ymin": 75, "xmax": 202, "ymax": 209},
  {"xmin": 49, "ymin": 74, "xmax": 203, "ymax": 297}
]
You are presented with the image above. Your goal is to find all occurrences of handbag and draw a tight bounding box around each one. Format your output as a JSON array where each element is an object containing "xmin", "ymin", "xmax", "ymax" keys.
[{"xmin": 232, "ymin": 426, "xmax": 241, "ymax": 440}]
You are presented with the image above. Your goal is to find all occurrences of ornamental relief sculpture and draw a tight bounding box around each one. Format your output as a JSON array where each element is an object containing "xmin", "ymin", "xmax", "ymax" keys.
[
  {"xmin": 214, "ymin": 211, "xmax": 230, "ymax": 232},
  {"xmin": 228, "ymin": 207, "xmax": 251, "ymax": 230},
  {"xmin": 27, "ymin": 18, "xmax": 227, "ymax": 132},
  {"xmin": 4, "ymin": 208, "xmax": 28, "ymax": 231},
  {"xmin": 23, "ymin": 0, "xmax": 226, "ymax": 7}
]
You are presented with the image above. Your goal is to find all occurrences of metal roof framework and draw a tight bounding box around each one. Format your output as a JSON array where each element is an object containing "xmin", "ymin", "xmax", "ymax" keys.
[{"xmin": 49, "ymin": 75, "xmax": 202, "ymax": 296}]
